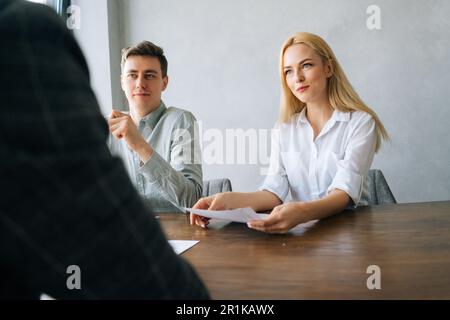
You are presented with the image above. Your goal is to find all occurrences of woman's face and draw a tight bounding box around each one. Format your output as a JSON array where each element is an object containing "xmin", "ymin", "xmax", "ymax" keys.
[{"xmin": 283, "ymin": 43, "xmax": 332, "ymax": 105}]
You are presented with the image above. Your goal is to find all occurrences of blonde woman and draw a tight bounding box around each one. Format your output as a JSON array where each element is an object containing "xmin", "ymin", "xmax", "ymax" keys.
[{"xmin": 191, "ymin": 32, "xmax": 389, "ymax": 234}]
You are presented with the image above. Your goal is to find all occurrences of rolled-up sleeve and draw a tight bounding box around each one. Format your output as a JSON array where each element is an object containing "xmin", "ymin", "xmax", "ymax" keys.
[
  {"xmin": 260, "ymin": 127, "xmax": 289, "ymax": 202},
  {"xmin": 138, "ymin": 112, "xmax": 202, "ymax": 209},
  {"xmin": 327, "ymin": 114, "xmax": 377, "ymax": 206}
]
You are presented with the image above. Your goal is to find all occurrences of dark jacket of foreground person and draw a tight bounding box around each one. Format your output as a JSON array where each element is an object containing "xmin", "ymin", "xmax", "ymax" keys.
[{"xmin": 0, "ymin": 0, "xmax": 209, "ymax": 299}]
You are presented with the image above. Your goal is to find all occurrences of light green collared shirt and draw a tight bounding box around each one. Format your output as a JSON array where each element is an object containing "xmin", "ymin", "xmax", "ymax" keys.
[{"xmin": 107, "ymin": 101, "xmax": 202, "ymax": 212}]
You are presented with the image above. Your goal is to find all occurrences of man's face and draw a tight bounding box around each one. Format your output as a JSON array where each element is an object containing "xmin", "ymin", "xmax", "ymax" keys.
[{"xmin": 121, "ymin": 55, "xmax": 168, "ymax": 113}]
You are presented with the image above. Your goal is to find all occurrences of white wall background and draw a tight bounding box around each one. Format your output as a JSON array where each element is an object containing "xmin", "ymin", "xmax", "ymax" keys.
[
  {"xmin": 72, "ymin": 0, "xmax": 112, "ymax": 115},
  {"xmin": 74, "ymin": 0, "xmax": 450, "ymax": 203}
]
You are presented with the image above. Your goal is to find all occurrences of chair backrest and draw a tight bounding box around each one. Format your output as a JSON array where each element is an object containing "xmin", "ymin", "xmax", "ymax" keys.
[
  {"xmin": 363, "ymin": 169, "xmax": 396, "ymax": 205},
  {"xmin": 202, "ymin": 178, "xmax": 232, "ymax": 197}
]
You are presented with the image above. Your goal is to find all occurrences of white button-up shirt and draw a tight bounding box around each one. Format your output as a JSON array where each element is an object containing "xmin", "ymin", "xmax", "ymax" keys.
[{"xmin": 261, "ymin": 108, "xmax": 377, "ymax": 206}]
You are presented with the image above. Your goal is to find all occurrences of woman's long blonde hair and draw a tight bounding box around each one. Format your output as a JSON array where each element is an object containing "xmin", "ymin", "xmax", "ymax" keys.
[{"xmin": 279, "ymin": 32, "xmax": 389, "ymax": 152}]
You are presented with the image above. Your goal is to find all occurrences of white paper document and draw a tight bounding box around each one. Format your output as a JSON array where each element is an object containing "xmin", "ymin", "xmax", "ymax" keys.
[
  {"xmin": 185, "ymin": 207, "xmax": 319, "ymax": 233},
  {"xmin": 185, "ymin": 207, "xmax": 268, "ymax": 224},
  {"xmin": 168, "ymin": 240, "xmax": 199, "ymax": 255},
  {"xmin": 40, "ymin": 293, "xmax": 55, "ymax": 300}
]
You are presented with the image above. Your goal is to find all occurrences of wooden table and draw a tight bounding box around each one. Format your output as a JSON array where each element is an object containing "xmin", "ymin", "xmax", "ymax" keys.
[{"xmin": 160, "ymin": 201, "xmax": 450, "ymax": 299}]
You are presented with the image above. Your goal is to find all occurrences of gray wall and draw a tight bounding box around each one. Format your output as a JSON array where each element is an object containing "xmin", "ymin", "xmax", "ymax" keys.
[
  {"xmin": 72, "ymin": 0, "xmax": 111, "ymax": 115},
  {"xmin": 77, "ymin": 0, "xmax": 450, "ymax": 203},
  {"xmin": 73, "ymin": 0, "xmax": 125, "ymax": 113}
]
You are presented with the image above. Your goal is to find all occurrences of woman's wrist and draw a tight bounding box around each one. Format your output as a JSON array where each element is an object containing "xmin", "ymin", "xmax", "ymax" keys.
[{"xmin": 297, "ymin": 201, "xmax": 320, "ymax": 221}]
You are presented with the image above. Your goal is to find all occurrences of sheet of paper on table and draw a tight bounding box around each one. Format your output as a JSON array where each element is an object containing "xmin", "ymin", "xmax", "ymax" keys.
[
  {"xmin": 184, "ymin": 207, "xmax": 269, "ymax": 223},
  {"xmin": 168, "ymin": 240, "xmax": 199, "ymax": 255},
  {"xmin": 185, "ymin": 207, "xmax": 318, "ymax": 233}
]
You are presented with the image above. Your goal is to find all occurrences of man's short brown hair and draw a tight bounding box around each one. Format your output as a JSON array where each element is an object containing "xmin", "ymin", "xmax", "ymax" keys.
[{"xmin": 121, "ymin": 41, "xmax": 168, "ymax": 77}]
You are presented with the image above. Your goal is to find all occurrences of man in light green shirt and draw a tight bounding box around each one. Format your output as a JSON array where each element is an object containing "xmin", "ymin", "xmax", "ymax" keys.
[{"xmin": 107, "ymin": 41, "xmax": 202, "ymax": 212}]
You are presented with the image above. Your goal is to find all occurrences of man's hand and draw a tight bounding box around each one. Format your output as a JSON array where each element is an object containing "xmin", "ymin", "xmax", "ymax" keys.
[{"xmin": 108, "ymin": 110, "xmax": 153, "ymax": 162}]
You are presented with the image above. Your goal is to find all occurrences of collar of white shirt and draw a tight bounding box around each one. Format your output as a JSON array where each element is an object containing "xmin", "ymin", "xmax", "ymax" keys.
[{"xmin": 296, "ymin": 107, "xmax": 351, "ymax": 127}]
